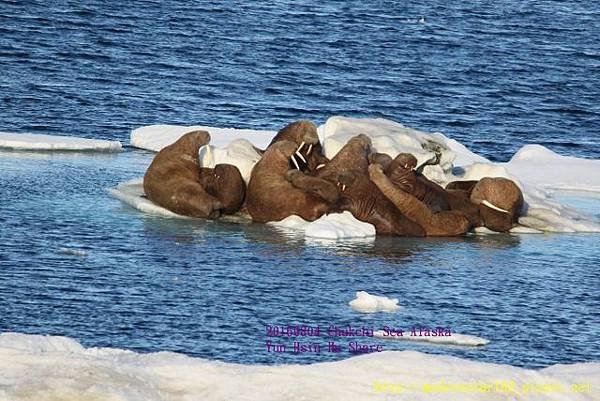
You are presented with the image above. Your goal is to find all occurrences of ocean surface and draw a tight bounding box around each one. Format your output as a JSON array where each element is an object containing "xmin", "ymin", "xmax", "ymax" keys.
[{"xmin": 1, "ymin": 1, "xmax": 599, "ymax": 370}]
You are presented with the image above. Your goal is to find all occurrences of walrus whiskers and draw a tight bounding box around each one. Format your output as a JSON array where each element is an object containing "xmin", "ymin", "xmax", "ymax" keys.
[
  {"xmin": 290, "ymin": 155, "xmax": 300, "ymax": 170},
  {"xmin": 482, "ymin": 200, "xmax": 509, "ymax": 214}
]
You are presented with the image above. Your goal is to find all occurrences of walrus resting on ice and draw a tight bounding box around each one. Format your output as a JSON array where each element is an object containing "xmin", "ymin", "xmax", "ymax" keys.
[
  {"xmin": 369, "ymin": 163, "xmax": 470, "ymax": 236},
  {"xmin": 315, "ymin": 135, "xmax": 425, "ymax": 236},
  {"xmin": 198, "ymin": 164, "xmax": 246, "ymax": 215},
  {"xmin": 143, "ymin": 131, "xmax": 224, "ymax": 218},
  {"xmin": 246, "ymin": 140, "xmax": 338, "ymax": 223},
  {"xmin": 446, "ymin": 178, "xmax": 524, "ymax": 232},
  {"xmin": 264, "ymin": 120, "xmax": 329, "ymax": 173}
]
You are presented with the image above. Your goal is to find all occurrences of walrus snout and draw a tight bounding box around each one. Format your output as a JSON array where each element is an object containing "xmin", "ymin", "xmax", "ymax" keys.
[
  {"xmin": 394, "ymin": 153, "xmax": 418, "ymax": 170},
  {"xmin": 337, "ymin": 170, "xmax": 357, "ymax": 192}
]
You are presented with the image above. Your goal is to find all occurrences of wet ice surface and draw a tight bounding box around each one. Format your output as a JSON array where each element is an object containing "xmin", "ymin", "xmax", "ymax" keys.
[{"xmin": 1, "ymin": 149, "xmax": 599, "ymax": 369}]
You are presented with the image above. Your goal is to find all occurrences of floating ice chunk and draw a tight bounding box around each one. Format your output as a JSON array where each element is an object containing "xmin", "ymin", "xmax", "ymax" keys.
[
  {"xmin": 506, "ymin": 144, "xmax": 600, "ymax": 193},
  {"xmin": 269, "ymin": 212, "xmax": 376, "ymax": 240},
  {"xmin": 349, "ymin": 291, "xmax": 401, "ymax": 313},
  {"xmin": 0, "ymin": 132, "xmax": 122, "ymax": 152},
  {"xmin": 57, "ymin": 248, "xmax": 88, "ymax": 257},
  {"xmin": 0, "ymin": 332, "xmax": 597, "ymax": 401},
  {"xmin": 130, "ymin": 124, "xmax": 276, "ymax": 152},
  {"xmin": 268, "ymin": 215, "xmax": 311, "ymax": 231},
  {"xmin": 107, "ymin": 177, "xmax": 186, "ymax": 218},
  {"xmin": 305, "ymin": 212, "xmax": 376, "ymax": 239},
  {"xmin": 374, "ymin": 330, "xmax": 490, "ymax": 346}
]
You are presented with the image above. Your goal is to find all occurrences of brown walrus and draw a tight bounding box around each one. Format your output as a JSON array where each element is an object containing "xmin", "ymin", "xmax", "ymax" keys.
[
  {"xmin": 385, "ymin": 153, "xmax": 451, "ymax": 213},
  {"xmin": 143, "ymin": 131, "xmax": 224, "ymax": 218},
  {"xmin": 470, "ymin": 177, "xmax": 523, "ymax": 232},
  {"xmin": 264, "ymin": 120, "xmax": 329, "ymax": 173},
  {"xmin": 246, "ymin": 140, "xmax": 338, "ymax": 223},
  {"xmin": 198, "ymin": 164, "xmax": 246, "ymax": 215},
  {"xmin": 316, "ymin": 135, "xmax": 425, "ymax": 236},
  {"xmin": 369, "ymin": 163, "xmax": 470, "ymax": 236},
  {"xmin": 445, "ymin": 178, "xmax": 524, "ymax": 232}
]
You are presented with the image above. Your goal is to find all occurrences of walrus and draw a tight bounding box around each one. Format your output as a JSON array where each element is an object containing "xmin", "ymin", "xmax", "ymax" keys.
[
  {"xmin": 369, "ymin": 163, "xmax": 470, "ymax": 236},
  {"xmin": 198, "ymin": 164, "xmax": 246, "ymax": 214},
  {"xmin": 445, "ymin": 178, "xmax": 523, "ymax": 232},
  {"xmin": 143, "ymin": 131, "xmax": 223, "ymax": 218},
  {"xmin": 384, "ymin": 153, "xmax": 451, "ymax": 213},
  {"xmin": 316, "ymin": 135, "xmax": 425, "ymax": 236},
  {"xmin": 246, "ymin": 140, "xmax": 338, "ymax": 223},
  {"xmin": 470, "ymin": 177, "xmax": 523, "ymax": 232},
  {"xmin": 264, "ymin": 120, "xmax": 329, "ymax": 173}
]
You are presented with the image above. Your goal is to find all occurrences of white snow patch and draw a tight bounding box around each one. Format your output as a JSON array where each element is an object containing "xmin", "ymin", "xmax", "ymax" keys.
[
  {"xmin": 199, "ymin": 139, "xmax": 262, "ymax": 183},
  {"xmin": 269, "ymin": 212, "xmax": 376, "ymax": 240},
  {"xmin": 130, "ymin": 124, "xmax": 275, "ymax": 152},
  {"xmin": 374, "ymin": 330, "xmax": 490, "ymax": 347},
  {"xmin": 349, "ymin": 291, "xmax": 401, "ymax": 313},
  {"xmin": 305, "ymin": 212, "xmax": 376, "ymax": 239},
  {"xmin": 506, "ymin": 144, "xmax": 600, "ymax": 193},
  {"xmin": 0, "ymin": 132, "xmax": 122, "ymax": 152},
  {"xmin": 318, "ymin": 116, "xmax": 459, "ymax": 184},
  {"xmin": 0, "ymin": 332, "xmax": 597, "ymax": 401}
]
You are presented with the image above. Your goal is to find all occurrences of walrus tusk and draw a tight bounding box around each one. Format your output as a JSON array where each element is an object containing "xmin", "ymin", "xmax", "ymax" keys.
[
  {"xmin": 342, "ymin": 184, "xmax": 346, "ymax": 192},
  {"xmin": 291, "ymin": 155, "xmax": 300, "ymax": 170},
  {"xmin": 482, "ymin": 200, "xmax": 509, "ymax": 214},
  {"xmin": 297, "ymin": 142, "xmax": 305, "ymax": 152},
  {"xmin": 307, "ymin": 144, "xmax": 313, "ymax": 155},
  {"xmin": 316, "ymin": 163, "xmax": 325, "ymax": 170},
  {"xmin": 295, "ymin": 150, "xmax": 306, "ymax": 163}
]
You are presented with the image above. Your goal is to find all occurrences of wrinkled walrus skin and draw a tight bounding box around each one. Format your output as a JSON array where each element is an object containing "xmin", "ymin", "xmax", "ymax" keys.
[
  {"xmin": 246, "ymin": 140, "xmax": 338, "ymax": 223},
  {"xmin": 143, "ymin": 131, "xmax": 223, "ymax": 218},
  {"xmin": 315, "ymin": 135, "xmax": 425, "ymax": 236},
  {"xmin": 385, "ymin": 153, "xmax": 451, "ymax": 213},
  {"xmin": 369, "ymin": 164, "xmax": 470, "ymax": 237}
]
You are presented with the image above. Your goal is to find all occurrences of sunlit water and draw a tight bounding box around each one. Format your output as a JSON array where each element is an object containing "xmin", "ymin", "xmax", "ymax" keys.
[
  {"xmin": 0, "ymin": 150, "xmax": 598, "ymax": 369},
  {"xmin": 1, "ymin": 0, "xmax": 599, "ymax": 370}
]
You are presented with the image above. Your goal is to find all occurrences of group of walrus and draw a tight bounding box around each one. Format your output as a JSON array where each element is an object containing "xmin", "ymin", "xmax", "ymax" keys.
[{"xmin": 143, "ymin": 120, "xmax": 524, "ymax": 236}]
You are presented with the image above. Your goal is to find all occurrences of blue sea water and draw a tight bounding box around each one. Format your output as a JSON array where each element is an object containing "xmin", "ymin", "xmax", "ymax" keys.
[{"xmin": 0, "ymin": 1, "xmax": 599, "ymax": 369}]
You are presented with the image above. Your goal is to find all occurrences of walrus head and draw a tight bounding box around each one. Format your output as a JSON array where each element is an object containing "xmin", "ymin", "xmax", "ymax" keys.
[
  {"xmin": 173, "ymin": 130, "xmax": 211, "ymax": 153},
  {"xmin": 470, "ymin": 177, "xmax": 524, "ymax": 232},
  {"xmin": 261, "ymin": 140, "xmax": 304, "ymax": 171},
  {"xmin": 316, "ymin": 134, "xmax": 372, "ymax": 182},
  {"xmin": 267, "ymin": 120, "xmax": 322, "ymax": 172}
]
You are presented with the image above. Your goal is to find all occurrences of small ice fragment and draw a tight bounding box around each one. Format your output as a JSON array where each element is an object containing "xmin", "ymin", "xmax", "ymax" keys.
[{"xmin": 349, "ymin": 291, "xmax": 401, "ymax": 313}]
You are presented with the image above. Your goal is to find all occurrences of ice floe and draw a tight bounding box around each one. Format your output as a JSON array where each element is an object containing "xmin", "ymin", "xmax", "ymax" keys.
[
  {"xmin": 269, "ymin": 212, "xmax": 376, "ymax": 239},
  {"xmin": 130, "ymin": 124, "xmax": 275, "ymax": 152},
  {"xmin": 0, "ymin": 332, "xmax": 597, "ymax": 401},
  {"xmin": 374, "ymin": 330, "xmax": 489, "ymax": 347},
  {"xmin": 0, "ymin": 132, "xmax": 122, "ymax": 152},
  {"xmin": 349, "ymin": 291, "xmax": 401, "ymax": 313},
  {"xmin": 119, "ymin": 117, "xmax": 600, "ymax": 235},
  {"xmin": 107, "ymin": 177, "xmax": 185, "ymax": 218}
]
